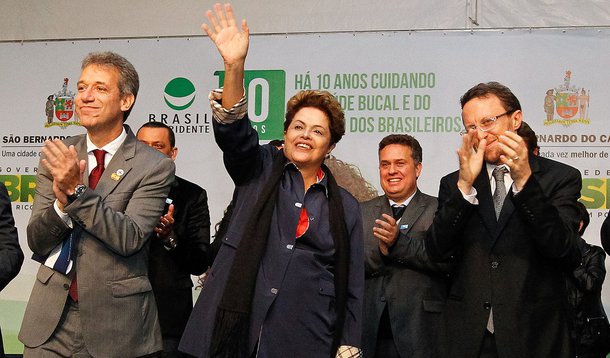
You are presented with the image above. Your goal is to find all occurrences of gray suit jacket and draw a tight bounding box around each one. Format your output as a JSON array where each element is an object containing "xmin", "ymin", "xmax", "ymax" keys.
[
  {"xmin": 362, "ymin": 191, "xmax": 449, "ymax": 358},
  {"xmin": 19, "ymin": 126, "xmax": 175, "ymax": 357}
]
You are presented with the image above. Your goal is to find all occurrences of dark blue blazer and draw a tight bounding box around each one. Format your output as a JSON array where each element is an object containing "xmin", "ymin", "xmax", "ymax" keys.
[{"xmin": 179, "ymin": 115, "xmax": 364, "ymax": 358}]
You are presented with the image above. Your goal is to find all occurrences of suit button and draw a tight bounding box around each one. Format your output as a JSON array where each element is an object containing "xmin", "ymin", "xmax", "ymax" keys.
[
  {"xmin": 270, "ymin": 288, "xmax": 278, "ymax": 295},
  {"xmin": 380, "ymin": 296, "xmax": 386, "ymax": 302},
  {"xmin": 483, "ymin": 302, "xmax": 491, "ymax": 310},
  {"xmin": 63, "ymin": 283, "xmax": 70, "ymax": 290},
  {"xmin": 491, "ymin": 261, "xmax": 499, "ymax": 269}
]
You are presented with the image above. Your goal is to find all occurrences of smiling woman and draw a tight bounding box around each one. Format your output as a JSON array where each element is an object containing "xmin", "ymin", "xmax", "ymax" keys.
[
  {"xmin": 178, "ymin": 4, "xmax": 364, "ymax": 358},
  {"xmin": 282, "ymin": 91, "xmax": 345, "ymax": 189}
]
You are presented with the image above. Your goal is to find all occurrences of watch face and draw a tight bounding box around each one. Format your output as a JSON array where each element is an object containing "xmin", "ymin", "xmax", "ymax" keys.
[
  {"xmin": 68, "ymin": 185, "xmax": 87, "ymax": 203},
  {"xmin": 75, "ymin": 185, "xmax": 87, "ymax": 195}
]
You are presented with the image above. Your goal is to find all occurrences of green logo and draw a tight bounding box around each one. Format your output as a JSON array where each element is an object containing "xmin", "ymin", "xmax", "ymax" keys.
[
  {"xmin": 164, "ymin": 77, "xmax": 196, "ymax": 110},
  {"xmin": 215, "ymin": 70, "xmax": 286, "ymax": 140}
]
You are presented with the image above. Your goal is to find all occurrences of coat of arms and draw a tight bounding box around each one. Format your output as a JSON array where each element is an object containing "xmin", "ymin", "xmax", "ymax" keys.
[
  {"xmin": 45, "ymin": 78, "xmax": 80, "ymax": 128},
  {"xmin": 543, "ymin": 70, "xmax": 590, "ymax": 126}
]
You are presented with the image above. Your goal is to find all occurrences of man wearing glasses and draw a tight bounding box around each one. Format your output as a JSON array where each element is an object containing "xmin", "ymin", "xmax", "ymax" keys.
[{"xmin": 425, "ymin": 82, "xmax": 581, "ymax": 357}]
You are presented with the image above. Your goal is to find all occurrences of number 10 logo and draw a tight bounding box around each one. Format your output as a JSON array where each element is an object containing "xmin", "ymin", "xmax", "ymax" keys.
[{"xmin": 215, "ymin": 70, "xmax": 286, "ymax": 140}]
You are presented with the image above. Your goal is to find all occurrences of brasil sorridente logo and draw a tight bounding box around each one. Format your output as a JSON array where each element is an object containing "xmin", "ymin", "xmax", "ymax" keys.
[
  {"xmin": 543, "ymin": 70, "xmax": 590, "ymax": 127},
  {"xmin": 164, "ymin": 77, "xmax": 197, "ymax": 110},
  {"xmin": 44, "ymin": 78, "xmax": 81, "ymax": 129}
]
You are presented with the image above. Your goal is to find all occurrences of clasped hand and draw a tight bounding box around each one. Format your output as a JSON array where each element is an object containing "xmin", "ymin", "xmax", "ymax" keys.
[
  {"xmin": 457, "ymin": 130, "xmax": 531, "ymax": 193},
  {"xmin": 373, "ymin": 214, "xmax": 400, "ymax": 256},
  {"xmin": 41, "ymin": 139, "xmax": 86, "ymax": 208}
]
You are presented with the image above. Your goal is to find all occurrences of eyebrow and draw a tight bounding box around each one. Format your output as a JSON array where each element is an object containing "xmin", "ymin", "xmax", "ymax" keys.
[
  {"xmin": 77, "ymin": 80, "xmax": 109, "ymax": 86},
  {"xmin": 295, "ymin": 120, "xmax": 327, "ymax": 129}
]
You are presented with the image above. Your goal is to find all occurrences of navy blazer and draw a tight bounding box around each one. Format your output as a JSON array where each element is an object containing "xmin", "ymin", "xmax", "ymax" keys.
[{"xmin": 180, "ymin": 115, "xmax": 364, "ymax": 358}]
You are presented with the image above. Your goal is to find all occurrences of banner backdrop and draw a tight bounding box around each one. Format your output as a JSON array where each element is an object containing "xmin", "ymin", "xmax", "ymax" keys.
[{"xmin": 1, "ymin": 28, "xmax": 609, "ymax": 353}]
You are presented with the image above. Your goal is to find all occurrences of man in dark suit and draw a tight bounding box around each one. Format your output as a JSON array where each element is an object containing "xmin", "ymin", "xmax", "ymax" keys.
[
  {"xmin": 19, "ymin": 51, "xmax": 175, "ymax": 357},
  {"xmin": 137, "ymin": 122, "xmax": 211, "ymax": 357},
  {"xmin": 425, "ymin": 82, "xmax": 581, "ymax": 357},
  {"xmin": 0, "ymin": 182, "xmax": 24, "ymax": 358},
  {"xmin": 362, "ymin": 134, "xmax": 449, "ymax": 358}
]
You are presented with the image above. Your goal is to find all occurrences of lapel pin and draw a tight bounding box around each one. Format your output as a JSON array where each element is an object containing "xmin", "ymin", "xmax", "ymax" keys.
[
  {"xmin": 400, "ymin": 224, "xmax": 409, "ymax": 230},
  {"xmin": 111, "ymin": 169, "xmax": 124, "ymax": 181}
]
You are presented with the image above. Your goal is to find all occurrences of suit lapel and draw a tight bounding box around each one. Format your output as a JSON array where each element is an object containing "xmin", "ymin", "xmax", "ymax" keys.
[
  {"xmin": 91, "ymin": 126, "xmax": 136, "ymax": 200},
  {"xmin": 376, "ymin": 196, "xmax": 391, "ymax": 220},
  {"xmin": 473, "ymin": 166, "xmax": 499, "ymax": 243},
  {"xmin": 495, "ymin": 155, "xmax": 541, "ymax": 236}
]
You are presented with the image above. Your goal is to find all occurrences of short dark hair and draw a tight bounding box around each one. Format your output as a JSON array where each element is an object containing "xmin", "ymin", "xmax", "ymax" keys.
[
  {"xmin": 268, "ymin": 139, "xmax": 284, "ymax": 148},
  {"xmin": 576, "ymin": 201, "xmax": 590, "ymax": 236},
  {"xmin": 460, "ymin": 82, "xmax": 521, "ymax": 114},
  {"xmin": 378, "ymin": 134, "xmax": 423, "ymax": 163},
  {"xmin": 138, "ymin": 121, "xmax": 176, "ymax": 147},
  {"xmin": 284, "ymin": 90, "xmax": 345, "ymax": 145},
  {"xmin": 517, "ymin": 121, "xmax": 539, "ymax": 153},
  {"xmin": 81, "ymin": 51, "xmax": 139, "ymax": 121}
]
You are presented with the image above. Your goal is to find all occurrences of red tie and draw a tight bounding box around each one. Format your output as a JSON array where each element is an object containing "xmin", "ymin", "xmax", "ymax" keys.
[
  {"xmin": 89, "ymin": 149, "xmax": 106, "ymax": 189},
  {"xmin": 69, "ymin": 149, "xmax": 106, "ymax": 301}
]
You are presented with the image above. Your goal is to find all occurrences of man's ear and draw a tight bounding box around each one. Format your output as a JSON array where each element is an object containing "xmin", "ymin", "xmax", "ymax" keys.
[
  {"xmin": 512, "ymin": 110, "xmax": 523, "ymax": 131},
  {"xmin": 120, "ymin": 93, "xmax": 135, "ymax": 112}
]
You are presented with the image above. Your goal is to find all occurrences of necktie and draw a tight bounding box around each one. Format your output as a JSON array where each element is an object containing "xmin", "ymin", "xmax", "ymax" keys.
[
  {"xmin": 89, "ymin": 149, "xmax": 106, "ymax": 189},
  {"xmin": 487, "ymin": 166, "xmax": 507, "ymax": 333},
  {"xmin": 391, "ymin": 205, "xmax": 405, "ymax": 220},
  {"xmin": 69, "ymin": 149, "xmax": 106, "ymax": 301},
  {"xmin": 492, "ymin": 166, "xmax": 507, "ymax": 219}
]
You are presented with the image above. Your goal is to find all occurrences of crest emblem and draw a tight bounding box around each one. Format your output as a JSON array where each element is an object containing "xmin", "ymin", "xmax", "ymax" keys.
[
  {"xmin": 45, "ymin": 78, "xmax": 80, "ymax": 129},
  {"xmin": 543, "ymin": 70, "xmax": 590, "ymax": 127}
]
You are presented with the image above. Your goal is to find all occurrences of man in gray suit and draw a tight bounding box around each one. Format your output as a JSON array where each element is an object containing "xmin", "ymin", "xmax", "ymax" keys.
[
  {"xmin": 19, "ymin": 52, "xmax": 175, "ymax": 357},
  {"xmin": 362, "ymin": 134, "xmax": 449, "ymax": 358}
]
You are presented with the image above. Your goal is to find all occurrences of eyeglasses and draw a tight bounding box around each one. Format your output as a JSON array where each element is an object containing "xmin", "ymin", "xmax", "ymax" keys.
[{"xmin": 459, "ymin": 111, "xmax": 512, "ymax": 136}]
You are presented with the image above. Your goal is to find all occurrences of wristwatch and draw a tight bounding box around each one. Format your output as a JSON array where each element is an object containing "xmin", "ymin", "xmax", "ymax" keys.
[{"xmin": 67, "ymin": 184, "xmax": 87, "ymax": 204}]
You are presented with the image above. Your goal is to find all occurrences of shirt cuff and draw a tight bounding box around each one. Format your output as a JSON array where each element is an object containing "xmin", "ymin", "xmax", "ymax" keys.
[
  {"xmin": 511, "ymin": 182, "xmax": 521, "ymax": 195},
  {"xmin": 336, "ymin": 346, "xmax": 362, "ymax": 358},
  {"xmin": 209, "ymin": 88, "xmax": 248, "ymax": 124},
  {"xmin": 53, "ymin": 200, "xmax": 73, "ymax": 228},
  {"xmin": 460, "ymin": 186, "xmax": 479, "ymax": 205}
]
